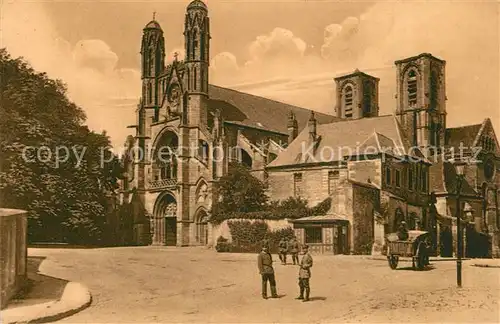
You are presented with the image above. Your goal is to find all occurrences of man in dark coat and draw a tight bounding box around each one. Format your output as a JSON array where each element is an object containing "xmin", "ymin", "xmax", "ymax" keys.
[
  {"xmin": 289, "ymin": 237, "xmax": 300, "ymax": 265},
  {"xmin": 257, "ymin": 245, "xmax": 278, "ymax": 299},
  {"xmin": 296, "ymin": 244, "xmax": 313, "ymax": 302},
  {"xmin": 278, "ymin": 237, "xmax": 288, "ymax": 265},
  {"xmin": 397, "ymin": 221, "xmax": 409, "ymax": 240}
]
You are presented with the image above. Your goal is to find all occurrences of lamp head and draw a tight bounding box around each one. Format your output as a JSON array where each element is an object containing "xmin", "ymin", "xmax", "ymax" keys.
[
  {"xmin": 450, "ymin": 159, "xmax": 467, "ymax": 176},
  {"xmin": 463, "ymin": 203, "xmax": 473, "ymax": 214}
]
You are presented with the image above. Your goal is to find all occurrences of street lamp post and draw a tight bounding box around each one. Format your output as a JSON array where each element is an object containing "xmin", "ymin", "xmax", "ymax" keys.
[{"xmin": 453, "ymin": 161, "xmax": 466, "ymax": 288}]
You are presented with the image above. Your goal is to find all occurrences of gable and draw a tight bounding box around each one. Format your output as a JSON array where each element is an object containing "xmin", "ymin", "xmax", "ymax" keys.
[
  {"xmin": 475, "ymin": 118, "xmax": 500, "ymax": 156},
  {"xmin": 445, "ymin": 123, "xmax": 482, "ymax": 149},
  {"xmin": 267, "ymin": 115, "xmax": 413, "ymax": 168}
]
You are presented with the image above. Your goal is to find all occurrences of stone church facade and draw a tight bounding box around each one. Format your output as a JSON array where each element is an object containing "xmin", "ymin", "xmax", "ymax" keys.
[
  {"xmin": 119, "ymin": 0, "xmax": 335, "ymax": 247},
  {"xmin": 120, "ymin": 1, "xmax": 500, "ymax": 257}
]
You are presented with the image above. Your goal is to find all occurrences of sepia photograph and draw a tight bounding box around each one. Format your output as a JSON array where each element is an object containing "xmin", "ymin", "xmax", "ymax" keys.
[{"xmin": 0, "ymin": 0, "xmax": 499, "ymax": 323}]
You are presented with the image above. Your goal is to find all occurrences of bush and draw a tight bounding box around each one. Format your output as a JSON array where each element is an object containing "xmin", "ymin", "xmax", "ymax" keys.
[
  {"xmin": 215, "ymin": 236, "xmax": 232, "ymax": 253},
  {"xmin": 220, "ymin": 220, "xmax": 296, "ymax": 254},
  {"xmin": 266, "ymin": 227, "xmax": 295, "ymax": 245},
  {"xmin": 228, "ymin": 220, "xmax": 269, "ymax": 247}
]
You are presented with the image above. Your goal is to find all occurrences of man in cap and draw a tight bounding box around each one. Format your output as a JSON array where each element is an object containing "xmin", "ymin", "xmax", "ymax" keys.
[
  {"xmin": 278, "ymin": 237, "xmax": 288, "ymax": 265},
  {"xmin": 257, "ymin": 245, "xmax": 278, "ymax": 299},
  {"xmin": 296, "ymin": 244, "xmax": 313, "ymax": 302},
  {"xmin": 289, "ymin": 236, "xmax": 300, "ymax": 265}
]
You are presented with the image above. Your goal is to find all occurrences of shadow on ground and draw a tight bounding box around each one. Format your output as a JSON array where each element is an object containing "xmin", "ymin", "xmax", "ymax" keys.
[
  {"xmin": 308, "ymin": 296, "xmax": 327, "ymax": 301},
  {"xmin": 395, "ymin": 265, "xmax": 436, "ymax": 271},
  {"xmin": 7, "ymin": 256, "xmax": 68, "ymax": 309}
]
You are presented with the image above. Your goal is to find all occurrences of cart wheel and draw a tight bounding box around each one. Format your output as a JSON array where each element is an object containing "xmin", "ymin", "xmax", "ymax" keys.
[
  {"xmin": 416, "ymin": 244, "xmax": 427, "ymax": 271},
  {"xmin": 388, "ymin": 255, "xmax": 398, "ymax": 269}
]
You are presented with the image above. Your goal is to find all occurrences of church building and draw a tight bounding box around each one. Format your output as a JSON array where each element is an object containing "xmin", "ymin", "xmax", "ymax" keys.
[
  {"xmin": 120, "ymin": 0, "xmax": 335, "ymax": 247},
  {"xmin": 120, "ymin": 1, "xmax": 500, "ymax": 257}
]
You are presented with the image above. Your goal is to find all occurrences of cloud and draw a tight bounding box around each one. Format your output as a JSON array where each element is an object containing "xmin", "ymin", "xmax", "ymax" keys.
[
  {"xmin": 210, "ymin": 52, "xmax": 240, "ymax": 84},
  {"xmin": 1, "ymin": 1, "xmax": 139, "ymax": 148},
  {"xmin": 73, "ymin": 40, "xmax": 119, "ymax": 74},
  {"xmin": 211, "ymin": 27, "xmax": 328, "ymax": 87},
  {"xmin": 248, "ymin": 27, "xmax": 306, "ymax": 63}
]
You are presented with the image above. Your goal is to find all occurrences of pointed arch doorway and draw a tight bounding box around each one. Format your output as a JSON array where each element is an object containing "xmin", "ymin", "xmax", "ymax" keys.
[
  {"xmin": 195, "ymin": 209, "xmax": 209, "ymax": 245},
  {"xmin": 153, "ymin": 192, "xmax": 177, "ymax": 246}
]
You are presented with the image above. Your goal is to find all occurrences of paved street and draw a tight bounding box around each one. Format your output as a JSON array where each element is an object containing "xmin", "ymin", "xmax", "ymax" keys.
[{"xmin": 29, "ymin": 247, "xmax": 499, "ymax": 323}]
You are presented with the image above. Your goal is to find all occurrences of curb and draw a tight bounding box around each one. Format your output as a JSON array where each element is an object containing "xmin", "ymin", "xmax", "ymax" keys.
[
  {"xmin": 471, "ymin": 264, "xmax": 500, "ymax": 268},
  {"xmin": 1, "ymin": 282, "xmax": 92, "ymax": 324},
  {"xmin": 367, "ymin": 256, "xmax": 471, "ymax": 262}
]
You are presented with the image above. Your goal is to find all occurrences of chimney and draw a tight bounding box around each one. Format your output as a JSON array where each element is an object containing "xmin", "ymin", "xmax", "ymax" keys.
[
  {"xmin": 287, "ymin": 110, "xmax": 298, "ymax": 144},
  {"xmin": 308, "ymin": 111, "xmax": 317, "ymax": 142}
]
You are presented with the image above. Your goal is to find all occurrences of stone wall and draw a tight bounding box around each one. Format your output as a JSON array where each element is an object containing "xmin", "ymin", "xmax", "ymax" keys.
[
  {"xmin": 0, "ymin": 209, "xmax": 28, "ymax": 310},
  {"xmin": 211, "ymin": 218, "xmax": 292, "ymax": 244},
  {"xmin": 351, "ymin": 184, "xmax": 378, "ymax": 254},
  {"xmin": 267, "ymin": 166, "xmax": 347, "ymax": 207}
]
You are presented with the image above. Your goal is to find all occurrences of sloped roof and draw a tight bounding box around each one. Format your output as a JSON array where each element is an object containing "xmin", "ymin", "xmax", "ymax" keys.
[
  {"xmin": 445, "ymin": 123, "xmax": 482, "ymax": 149},
  {"xmin": 144, "ymin": 20, "xmax": 162, "ymax": 30},
  {"xmin": 289, "ymin": 213, "xmax": 349, "ymax": 223},
  {"xmin": 207, "ymin": 85, "xmax": 338, "ymax": 134},
  {"xmin": 356, "ymin": 132, "xmax": 404, "ymax": 156},
  {"xmin": 158, "ymin": 62, "xmax": 337, "ymax": 135},
  {"xmin": 267, "ymin": 115, "xmax": 420, "ymax": 168}
]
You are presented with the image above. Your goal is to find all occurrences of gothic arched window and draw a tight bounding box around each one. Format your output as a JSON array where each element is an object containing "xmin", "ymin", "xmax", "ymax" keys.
[
  {"xmin": 147, "ymin": 83, "xmax": 152, "ymax": 104},
  {"xmin": 194, "ymin": 67, "xmax": 197, "ymax": 91},
  {"xmin": 343, "ymin": 85, "xmax": 353, "ymax": 118},
  {"xmin": 200, "ymin": 67, "xmax": 204, "ymax": 92},
  {"xmin": 148, "ymin": 49, "xmax": 154, "ymax": 75},
  {"xmin": 362, "ymin": 80, "xmax": 373, "ymax": 115},
  {"xmin": 430, "ymin": 70, "xmax": 439, "ymax": 110},
  {"xmin": 192, "ymin": 29, "xmax": 198, "ymax": 59},
  {"xmin": 407, "ymin": 69, "xmax": 418, "ymax": 107}
]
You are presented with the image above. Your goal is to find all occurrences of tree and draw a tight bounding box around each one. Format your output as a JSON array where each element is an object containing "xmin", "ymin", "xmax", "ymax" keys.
[
  {"xmin": 213, "ymin": 162, "xmax": 269, "ymax": 215},
  {"xmin": 0, "ymin": 49, "xmax": 122, "ymax": 244}
]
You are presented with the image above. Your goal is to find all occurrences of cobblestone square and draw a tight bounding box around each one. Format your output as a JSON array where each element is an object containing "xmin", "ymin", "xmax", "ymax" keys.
[{"xmin": 28, "ymin": 247, "xmax": 499, "ymax": 323}]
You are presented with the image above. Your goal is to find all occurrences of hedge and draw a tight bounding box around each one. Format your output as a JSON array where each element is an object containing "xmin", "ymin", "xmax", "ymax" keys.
[
  {"xmin": 210, "ymin": 197, "xmax": 332, "ymax": 225},
  {"xmin": 215, "ymin": 220, "xmax": 296, "ymax": 253}
]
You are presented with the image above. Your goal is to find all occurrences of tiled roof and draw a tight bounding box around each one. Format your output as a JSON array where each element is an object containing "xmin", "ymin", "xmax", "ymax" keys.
[
  {"xmin": 207, "ymin": 85, "xmax": 338, "ymax": 134},
  {"xmin": 289, "ymin": 213, "xmax": 349, "ymax": 223},
  {"xmin": 158, "ymin": 63, "xmax": 337, "ymax": 134},
  {"xmin": 445, "ymin": 123, "xmax": 483, "ymax": 149},
  {"xmin": 356, "ymin": 132, "xmax": 403, "ymax": 156},
  {"xmin": 267, "ymin": 115, "xmax": 421, "ymax": 168}
]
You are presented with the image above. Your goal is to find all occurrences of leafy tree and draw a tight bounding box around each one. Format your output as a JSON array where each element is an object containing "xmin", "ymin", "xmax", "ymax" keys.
[
  {"xmin": 0, "ymin": 49, "xmax": 122, "ymax": 244},
  {"xmin": 212, "ymin": 162, "xmax": 269, "ymax": 215},
  {"xmin": 210, "ymin": 160, "xmax": 332, "ymax": 224}
]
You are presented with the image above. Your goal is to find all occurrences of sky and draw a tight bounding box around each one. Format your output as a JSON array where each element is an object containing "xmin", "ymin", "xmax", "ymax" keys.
[{"xmin": 1, "ymin": 0, "xmax": 499, "ymax": 149}]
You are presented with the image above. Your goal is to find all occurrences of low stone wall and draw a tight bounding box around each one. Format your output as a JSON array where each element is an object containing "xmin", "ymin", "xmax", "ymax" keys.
[
  {"xmin": 211, "ymin": 219, "xmax": 292, "ymax": 244},
  {"xmin": 0, "ymin": 209, "xmax": 28, "ymax": 309}
]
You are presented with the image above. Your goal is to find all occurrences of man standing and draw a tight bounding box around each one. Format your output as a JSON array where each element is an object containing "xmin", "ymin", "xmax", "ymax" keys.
[
  {"xmin": 278, "ymin": 237, "xmax": 288, "ymax": 265},
  {"xmin": 289, "ymin": 236, "xmax": 300, "ymax": 265},
  {"xmin": 296, "ymin": 244, "xmax": 313, "ymax": 302},
  {"xmin": 257, "ymin": 245, "xmax": 278, "ymax": 299},
  {"xmin": 397, "ymin": 221, "xmax": 409, "ymax": 240}
]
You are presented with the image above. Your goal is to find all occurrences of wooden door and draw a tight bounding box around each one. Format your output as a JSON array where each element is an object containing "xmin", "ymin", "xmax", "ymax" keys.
[{"xmin": 165, "ymin": 217, "xmax": 177, "ymax": 246}]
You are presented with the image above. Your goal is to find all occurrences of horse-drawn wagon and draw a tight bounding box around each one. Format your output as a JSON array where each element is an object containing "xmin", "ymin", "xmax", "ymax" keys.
[{"xmin": 386, "ymin": 230, "xmax": 431, "ymax": 270}]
